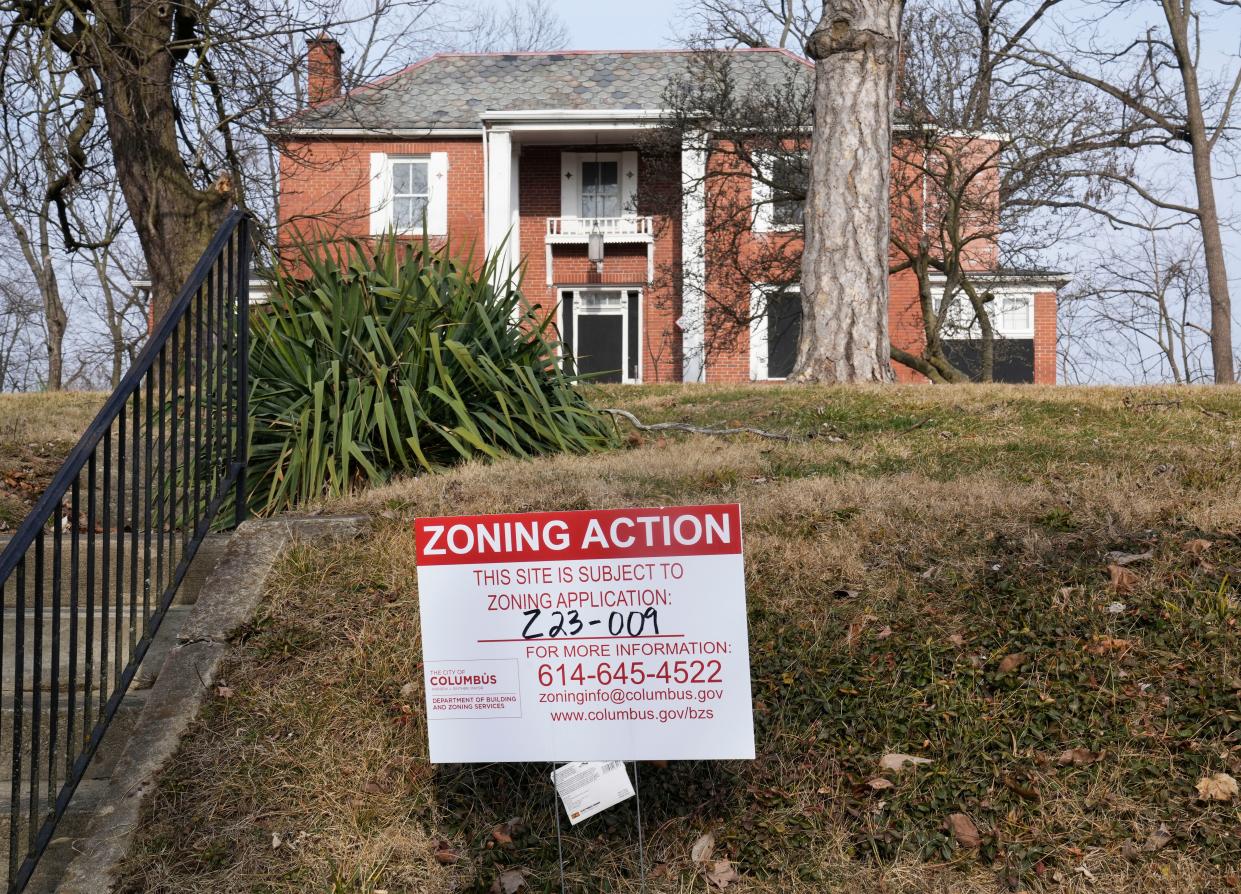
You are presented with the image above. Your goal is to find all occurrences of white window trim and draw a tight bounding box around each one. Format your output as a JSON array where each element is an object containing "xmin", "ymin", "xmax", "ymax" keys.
[
  {"xmin": 749, "ymin": 283, "xmax": 799, "ymax": 381},
  {"xmin": 751, "ymin": 152, "xmax": 804, "ymax": 234},
  {"xmin": 369, "ymin": 151, "xmax": 449, "ymax": 236},
  {"xmin": 557, "ymin": 287, "xmax": 643, "ymax": 384},
  {"xmin": 941, "ymin": 284, "xmax": 1035, "ymax": 339},
  {"xmin": 560, "ymin": 151, "xmax": 639, "ymax": 219}
]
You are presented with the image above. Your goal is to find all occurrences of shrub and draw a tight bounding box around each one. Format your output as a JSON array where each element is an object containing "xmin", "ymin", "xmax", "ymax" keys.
[{"xmin": 244, "ymin": 235, "xmax": 617, "ymax": 515}]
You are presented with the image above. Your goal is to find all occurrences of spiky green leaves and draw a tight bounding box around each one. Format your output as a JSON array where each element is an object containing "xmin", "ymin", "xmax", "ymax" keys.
[{"xmin": 244, "ymin": 234, "xmax": 616, "ymax": 515}]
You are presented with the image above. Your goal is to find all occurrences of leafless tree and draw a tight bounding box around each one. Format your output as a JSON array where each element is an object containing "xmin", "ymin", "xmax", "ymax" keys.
[
  {"xmin": 672, "ymin": 0, "xmax": 819, "ymax": 49},
  {"xmin": 0, "ymin": 272, "xmax": 43, "ymax": 391},
  {"xmin": 1010, "ymin": 0, "xmax": 1241, "ymax": 383},
  {"xmin": 1060, "ymin": 217, "xmax": 1212, "ymax": 384},
  {"xmin": 67, "ymin": 189, "xmax": 146, "ymax": 388},
  {"xmin": 886, "ymin": 0, "xmax": 1137, "ymax": 382},
  {"xmin": 0, "ymin": 0, "xmax": 459, "ymax": 321},
  {"xmin": 457, "ymin": 0, "xmax": 569, "ymax": 52},
  {"xmin": 660, "ymin": 0, "xmax": 1119, "ymax": 382},
  {"xmin": 0, "ymin": 28, "xmax": 113, "ymax": 389}
]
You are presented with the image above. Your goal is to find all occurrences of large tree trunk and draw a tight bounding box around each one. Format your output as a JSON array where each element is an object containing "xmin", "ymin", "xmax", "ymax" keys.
[
  {"xmin": 91, "ymin": 1, "xmax": 232, "ymax": 322},
  {"xmin": 793, "ymin": 0, "xmax": 903, "ymax": 383}
]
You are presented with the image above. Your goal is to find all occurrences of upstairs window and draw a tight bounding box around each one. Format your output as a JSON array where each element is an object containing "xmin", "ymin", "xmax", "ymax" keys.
[
  {"xmin": 754, "ymin": 152, "xmax": 808, "ymax": 231},
  {"xmin": 769, "ymin": 155, "xmax": 807, "ymax": 228},
  {"xmin": 391, "ymin": 159, "xmax": 430, "ymax": 232},
  {"xmin": 581, "ymin": 160, "xmax": 621, "ymax": 217},
  {"xmin": 368, "ymin": 151, "xmax": 448, "ymax": 236}
]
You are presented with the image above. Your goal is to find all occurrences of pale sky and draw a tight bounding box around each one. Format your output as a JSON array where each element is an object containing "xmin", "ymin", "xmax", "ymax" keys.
[{"xmin": 544, "ymin": 0, "xmax": 680, "ymax": 50}]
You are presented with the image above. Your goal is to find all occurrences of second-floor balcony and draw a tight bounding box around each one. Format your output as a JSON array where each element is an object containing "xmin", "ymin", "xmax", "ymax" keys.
[
  {"xmin": 545, "ymin": 216, "xmax": 655, "ymax": 244},
  {"xmin": 543, "ymin": 216, "xmax": 656, "ymax": 285}
]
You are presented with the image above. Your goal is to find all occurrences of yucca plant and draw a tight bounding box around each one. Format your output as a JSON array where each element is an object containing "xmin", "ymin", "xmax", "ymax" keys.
[{"xmin": 244, "ymin": 233, "xmax": 617, "ymax": 515}]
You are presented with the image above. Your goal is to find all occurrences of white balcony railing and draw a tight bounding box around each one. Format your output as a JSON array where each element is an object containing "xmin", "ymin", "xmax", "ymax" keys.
[
  {"xmin": 545, "ymin": 216, "xmax": 654, "ymax": 242},
  {"xmin": 544, "ymin": 216, "xmax": 656, "ymax": 285}
]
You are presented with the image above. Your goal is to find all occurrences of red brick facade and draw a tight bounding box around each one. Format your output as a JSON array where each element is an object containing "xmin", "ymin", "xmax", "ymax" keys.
[{"xmin": 277, "ymin": 135, "xmax": 1058, "ymax": 385}]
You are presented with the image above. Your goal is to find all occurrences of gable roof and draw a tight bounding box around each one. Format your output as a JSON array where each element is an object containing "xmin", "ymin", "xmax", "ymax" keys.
[{"xmin": 287, "ymin": 48, "xmax": 813, "ymax": 132}]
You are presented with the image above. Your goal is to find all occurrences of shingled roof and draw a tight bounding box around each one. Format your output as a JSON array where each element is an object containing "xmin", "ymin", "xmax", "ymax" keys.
[{"xmin": 288, "ymin": 49, "xmax": 813, "ymax": 132}]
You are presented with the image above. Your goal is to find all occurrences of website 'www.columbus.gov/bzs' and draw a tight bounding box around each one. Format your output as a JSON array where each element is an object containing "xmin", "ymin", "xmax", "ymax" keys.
[{"xmin": 550, "ymin": 706, "xmax": 715, "ymax": 723}]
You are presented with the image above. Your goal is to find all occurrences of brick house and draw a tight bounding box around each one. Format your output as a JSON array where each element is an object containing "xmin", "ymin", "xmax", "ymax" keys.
[{"xmin": 275, "ymin": 40, "xmax": 1062, "ymax": 384}]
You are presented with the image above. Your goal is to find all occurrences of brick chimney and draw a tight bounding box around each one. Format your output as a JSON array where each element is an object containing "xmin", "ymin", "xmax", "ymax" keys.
[{"xmin": 307, "ymin": 33, "xmax": 342, "ymax": 105}]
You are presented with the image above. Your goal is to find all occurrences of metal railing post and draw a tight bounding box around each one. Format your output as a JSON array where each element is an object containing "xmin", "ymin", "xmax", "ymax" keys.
[{"xmin": 235, "ymin": 215, "xmax": 251, "ymax": 528}]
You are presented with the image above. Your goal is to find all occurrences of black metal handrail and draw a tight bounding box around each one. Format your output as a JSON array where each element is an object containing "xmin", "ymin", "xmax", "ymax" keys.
[{"xmin": 0, "ymin": 209, "xmax": 250, "ymax": 891}]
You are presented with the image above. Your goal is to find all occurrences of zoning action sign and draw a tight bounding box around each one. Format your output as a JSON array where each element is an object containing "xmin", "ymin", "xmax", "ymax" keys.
[{"xmin": 414, "ymin": 504, "xmax": 755, "ymax": 763}]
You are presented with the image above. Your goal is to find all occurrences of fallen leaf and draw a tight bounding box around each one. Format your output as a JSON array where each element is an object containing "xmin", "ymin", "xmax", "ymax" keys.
[
  {"xmin": 1107, "ymin": 564, "xmax": 1139, "ymax": 594},
  {"xmin": 875, "ymin": 625, "xmax": 892, "ymax": 640},
  {"xmin": 1184, "ymin": 538, "xmax": 1213, "ymax": 556},
  {"xmin": 878, "ymin": 753, "xmax": 932, "ymax": 772},
  {"xmin": 271, "ymin": 832, "xmax": 282, "ymax": 849},
  {"xmin": 705, "ymin": 859, "xmax": 739, "ymax": 889},
  {"xmin": 491, "ymin": 824, "xmax": 513, "ymax": 846},
  {"xmin": 491, "ymin": 869, "xmax": 526, "ymax": 894},
  {"xmin": 433, "ymin": 840, "xmax": 460, "ymax": 865},
  {"xmin": 1075, "ymin": 863, "xmax": 1097, "ymax": 882},
  {"xmin": 1001, "ymin": 774, "xmax": 1040, "ymax": 801},
  {"xmin": 1143, "ymin": 823, "xmax": 1172, "ymax": 852},
  {"xmin": 1195, "ymin": 772, "xmax": 1238, "ymax": 802},
  {"xmin": 650, "ymin": 862, "xmax": 669, "ymax": 878},
  {"xmin": 1105, "ymin": 550, "xmax": 1153, "ymax": 566},
  {"xmin": 399, "ymin": 682, "xmax": 417, "ymax": 699},
  {"xmin": 1086, "ymin": 635, "xmax": 1132, "ymax": 656},
  {"xmin": 1057, "ymin": 748, "xmax": 1102, "ymax": 766},
  {"xmin": 1105, "ymin": 601, "xmax": 1127, "ymax": 614},
  {"xmin": 998, "ymin": 653, "xmax": 1026, "ymax": 674},
  {"xmin": 215, "ymin": 685, "xmax": 234, "ymax": 699},
  {"xmin": 945, "ymin": 813, "xmax": 981, "ymax": 848},
  {"xmin": 691, "ymin": 832, "xmax": 715, "ymax": 864},
  {"xmin": 947, "ymin": 633, "xmax": 965, "ymax": 646},
  {"xmin": 867, "ymin": 777, "xmax": 894, "ymax": 790},
  {"xmin": 846, "ymin": 614, "xmax": 876, "ymax": 645}
]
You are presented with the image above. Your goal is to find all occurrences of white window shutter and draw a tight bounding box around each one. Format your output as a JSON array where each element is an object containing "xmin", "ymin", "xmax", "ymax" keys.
[
  {"xmin": 751, "ymin": 155, "xmax": 772, "ymax": 232},
  {"xmin": 427, "ymin": 152, "xmax": 449, "ymax": 235},
  {"xmin": 369, "ymin": 152, "xmax": 390, "ymax": 235},
  {"xmin": 560, "ymin": 152, "xmax": 578, "ymax": 217},
  {"xmin": 621, "ymin": 151, "xmax": 639, "ymax": 213}
]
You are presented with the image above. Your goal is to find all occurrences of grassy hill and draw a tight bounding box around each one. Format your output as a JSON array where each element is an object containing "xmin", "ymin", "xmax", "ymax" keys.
[
  {"xmin": 0, "ymin": 392, "xmax": 104, "ymax": 531},
  {"xmin": 115, "ymin": 385, "xmax": 1241, "ymax": 893}
]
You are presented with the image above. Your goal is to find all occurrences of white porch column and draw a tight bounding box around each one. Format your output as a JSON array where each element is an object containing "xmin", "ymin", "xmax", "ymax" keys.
[
  {"xmin": 485, "ymin": 129, "xmax": 518, "ymax": 285},
  {"xmin": 680, "ymin": 133, "xmax": 707, "ymax": 382}
]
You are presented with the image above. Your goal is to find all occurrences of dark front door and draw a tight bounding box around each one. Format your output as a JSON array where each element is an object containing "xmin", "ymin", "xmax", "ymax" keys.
[
  {"xmin": 767, "ymin": 289, "xmax": 802, "ymax": 379},
  {"xmin": 576, "ymin": 314, "xmax": 624, "ymax": 383}
]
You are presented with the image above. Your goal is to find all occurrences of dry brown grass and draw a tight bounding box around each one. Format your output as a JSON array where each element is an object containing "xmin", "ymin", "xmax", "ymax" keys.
[
  {"xmin": 116, "ymin": 385, "xmax": 1241, "ymax": 893},
  {"xmin": 0, "ymin": 391, "xmax": 104, "ymax": 529}
]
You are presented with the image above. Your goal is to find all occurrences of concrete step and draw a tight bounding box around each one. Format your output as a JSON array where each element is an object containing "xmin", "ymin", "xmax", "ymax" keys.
[
  {"xmin": 0, "ymin": 692, "xmax": 148, "ymax": 783},
  {"xmin": 0, "ymin": 606, "xmax": 192, "ymax": 695},
  {"xmin": 0, "ymin": 778, "xmax": 109, "ymax": 894},
  {"xmin": 0, "ymin": 533, "xmax": 229, "ymax": 609}
]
